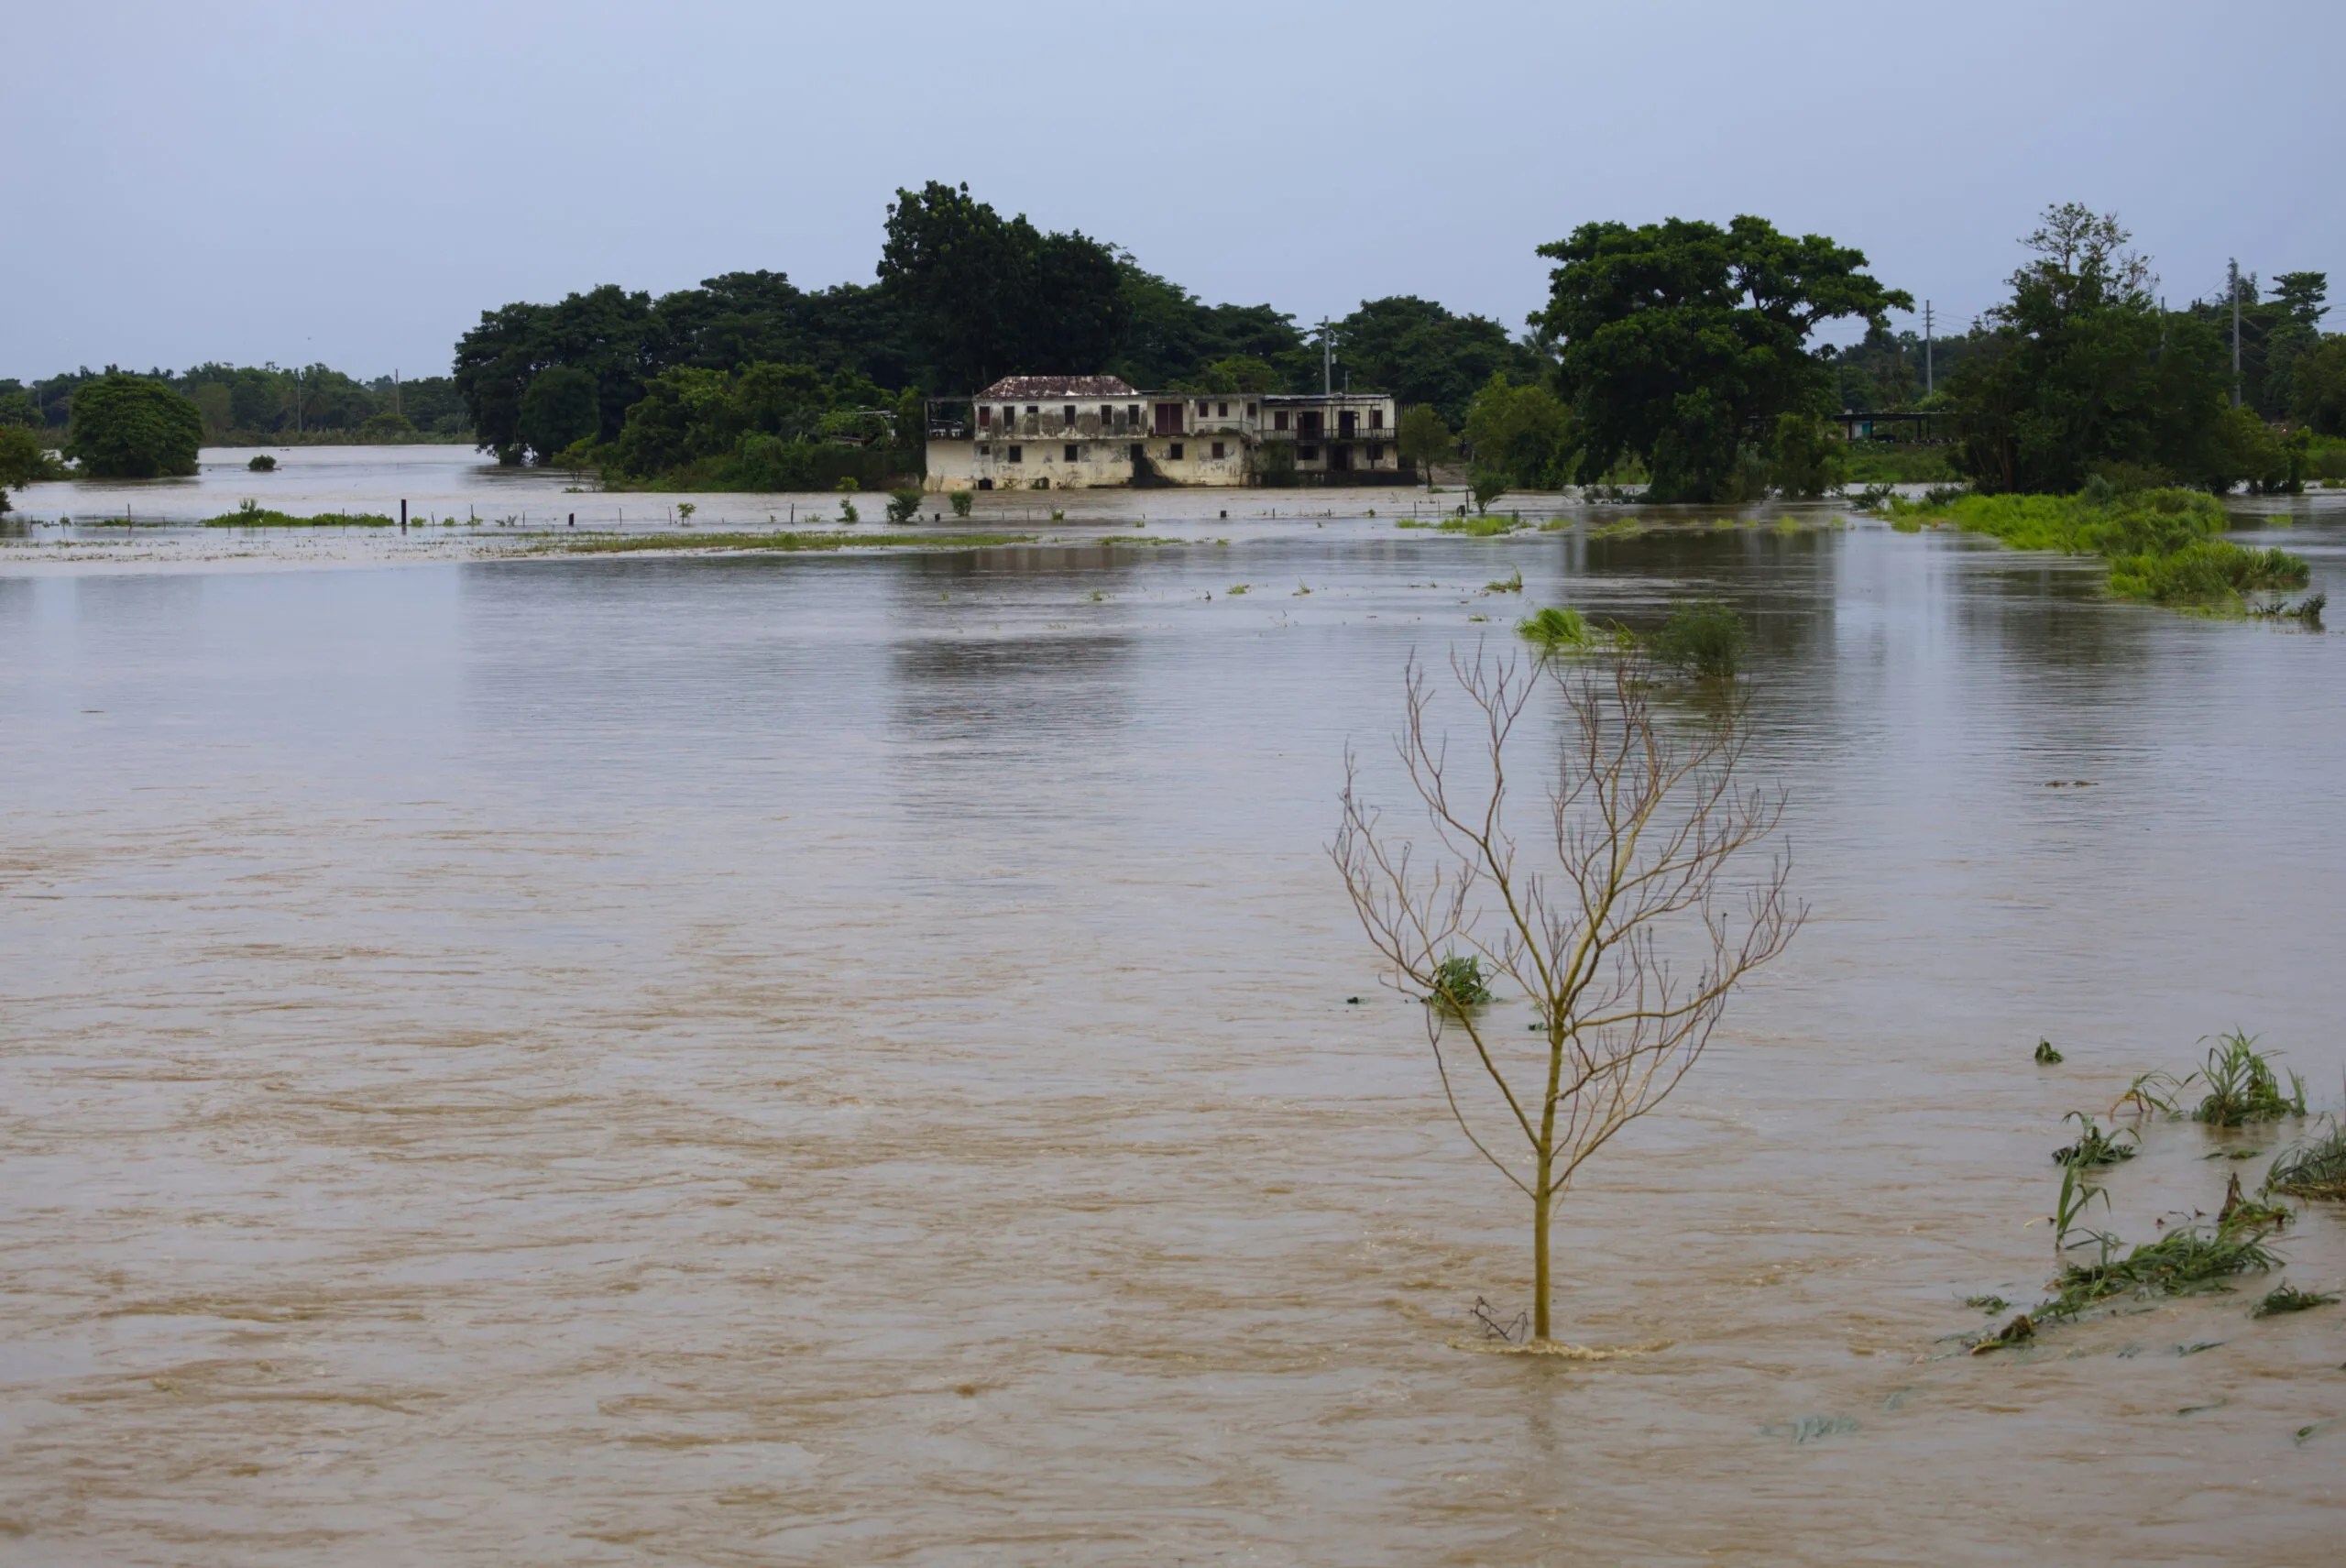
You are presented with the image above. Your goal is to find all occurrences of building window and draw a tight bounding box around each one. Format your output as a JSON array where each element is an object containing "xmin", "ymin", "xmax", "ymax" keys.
[
  {"xmin": 1274, "ymin": 411, "xmax": 1289, "ymax": 431},
  {"xmin": 1101, "ymin": 404, "xmax": 1113, "ymax": 422},
  {"xmin": 1367, "ymin": 442, "xmax": 1384, "ymax": 462},
  {"xmin": 1211, "ymin": 441, "xmax": 1226, "ymax": 459},
  {"xmin": 1169, "ymin": 442, "xmax": 1185, "ymax": 460},
  {"xmin": 1063, "ymin": 405, "xmax": 1076, "ymax": 426},
  {"xmin": 978, "ymin": 443, "xmax": 991, "ymax": 455},
  {"xmin": 979, "ymin": 405, "xmax": 992, "ymax": 427},
  {"xmin": 1370, "ymin": 409, "xmax": 1385, "ymax": 429},
  {"xmin": 1063, "ymin": 444, "xmax": 1079, "ymax": 462},
  {"xmin": 1217, "ymin": 401, "xmax": 1229, "ymax": 417},
  {"xmin": 1299, "ymin": 444, "xmax": 1318, "ymax": 461},
  {"xmin": 1195, "ymin": 400, "xmax": 1208, "ymax": 415},
  {"xmin": 1025, "ymin": 405, "xmax": 1038, "ymax": 417},
  {"xmin": 1128, "ymin": 404, "xmax": 1142, "ymax": 424},
  {"xmin": 1008, "ymin": 445, "xmax": 1023, "ymax": 462},
  {"xmin": 1245, "ymin": 402, "xmax": 1257, "ymax": 419}
]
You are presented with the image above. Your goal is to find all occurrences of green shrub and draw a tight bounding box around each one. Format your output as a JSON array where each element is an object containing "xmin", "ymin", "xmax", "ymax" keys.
[
  {"xmin": 838, "ymin": 497, "xmax": 859, "ymax": 524},
  {"xmin": 66, "ymin": 373, "xmax": 203, "ymax": 478},
  {"xmin": 203, "ymin": 499, "xmax": 394, "ymax": 527},
  {"xmin": 1648, "ymin": 600, "xmax": 1748, "ymax": 678},
  {"xmin": 1516, "ymin": 605, "xmax": 1598, "ymax": 652},
  {"xmin": 247, "ymin": 454, "xmax": 276, "ymax": 472},
  {"xmin": 885, "ymin": 487, "xmax": 924, "ymax": 523},
  {"xmin": 949, "ymin": 489, "xmax": 974, "ymax": 519}
]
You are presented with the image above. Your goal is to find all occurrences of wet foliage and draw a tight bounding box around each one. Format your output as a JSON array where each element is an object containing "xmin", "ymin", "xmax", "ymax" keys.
[
  {"xmin": 2192, "ymin": 1031, "xmax": 2307, "ymax": 1125},
  {"xmin": 1514, "ymin": 606, "xmax": 1598, "ymax": 653},
  {"xmin": 2265, "ymin": 1121, "xmax": 2346, "ymax": 1201},
  {"xmin": 2037, "ymin": 1220, "xmax": 2285, "ymax": 1325},
  {"xmin": 2051, "ymin": 1112, "xmax": 2137, "ymax": 1168},
  {"xmin": 1427, "ymin": 954, "xmax": 1493, "ymax": 1012},
  {"xmin": 2034, "ymin": 1038, "xmax": 2064, "ymax": 1065},
  {"xmin": 203, "ymin": 500, "xmax": 395, "ymax": 527},
  {"xmin": 2253, "ymin": 1284, "xmax": 2340, "ymax": 1318},
  {"xmin": 1646, "ymin": 599, "xmax": 1747, "ymax": 679}
]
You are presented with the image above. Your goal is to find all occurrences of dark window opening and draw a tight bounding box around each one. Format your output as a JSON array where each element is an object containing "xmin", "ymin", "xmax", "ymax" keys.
[
  {"xmin": 1063, "ymin": 405, "xmax": 1076, "ymax": 426},
  {"xmin": 1169, "ymin": 442, "xmax": 1185, "ymax": 460},
  {"xmin": 1245, "ymin": 401, "xmax": 1257, "ymax": 419},
  {"xmin": 1367, "ymin": 442, "xmax": 1384, "ymax": 462},
  {"xmin": 979, "ymin": 406, "xmax": 992, "ymax": 426},
  {"xmin": 1195, "ymin": 400, "xmax": 1208, "ymax": 415},
  {"xmin": 978, "ymin": 443, "xmax": 991, "ymax": 455},
  {"xmin": 1211, "ymin": 441, "xmax": 1225, "ymax": 459},
  {"xmin": 1217, "ymin": 401, "xmax": 1229, "ymax": 417},
  {"xmin": 1008, "ymin": 444, "xmax": 1023, "ymax": 462},
  {"xmin": 1370, "ymin": 409, "xmax": 1385, "ymax": 430},
  {"xmin": 978, "ymin": 477, "xmax": 994, "ymax": 490},
  {"xmin": 1063, "ymin": 444, "xmax": 1079, "ymax": 462},
  {"xmin": 1299, "ymin": 444, "xmax": 1319, "ymax": 461},
  {"xmin": 1274, "ymin": 411, "xmax": 1289, "ymax": 431}
]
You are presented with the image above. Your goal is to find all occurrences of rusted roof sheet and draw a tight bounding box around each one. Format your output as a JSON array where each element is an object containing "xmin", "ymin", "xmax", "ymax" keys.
[{"xmin": 979, "ymin": 376, "xmax": 1139, "ymax": 399}]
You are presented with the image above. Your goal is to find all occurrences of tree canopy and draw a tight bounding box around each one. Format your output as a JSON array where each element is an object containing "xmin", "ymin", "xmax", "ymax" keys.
[
  {"xmin": 1947, "ymin": 204, "xmax": 2237, "ymax": 494},
  {"xmin": 1536, "ymin": 215, "xmax": 1910, "ymax": 500},
  {"xmin": 66, "ymin": 373, "xmax": 204, "ymax": 478}
]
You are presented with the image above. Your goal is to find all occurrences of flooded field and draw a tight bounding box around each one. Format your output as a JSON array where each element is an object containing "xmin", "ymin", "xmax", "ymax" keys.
[{"xmin": 4, "ymin": 451, "xmax": 2343, "ymax": 1563}]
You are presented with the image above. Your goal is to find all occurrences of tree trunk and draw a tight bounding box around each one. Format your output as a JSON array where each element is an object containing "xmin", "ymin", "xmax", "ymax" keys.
[{"xmin": 1531, "ymin": 1178, "xmax": 1553, "ymax": 1342}]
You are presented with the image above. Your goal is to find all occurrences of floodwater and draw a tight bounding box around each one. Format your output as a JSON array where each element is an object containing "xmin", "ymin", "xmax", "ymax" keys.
[{"xmin": 4, "ymin": 450, "xmax": 2344, "ymax": 1564}]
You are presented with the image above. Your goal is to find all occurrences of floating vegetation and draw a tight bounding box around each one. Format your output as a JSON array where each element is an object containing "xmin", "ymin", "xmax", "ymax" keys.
[
  {"xmin": 1647, "ymin": 599, "xmax": 1748, "ymax": 679},
  {"xmin": 2265, "ymin": 1120, "xmax": 2346, "ymax": 1200},
  {"xmin": 1486, "ymin": 569, "xmax": 1523, "ymax": 593},
  {"xmin": 2252, "ymin": 1283, "xmax": 2338, "ymax": 1318},
  {"xmin": 1436, "ymin": 513, "xmax": 1525, "ymax": 537},
  {"xmin": 203, "ymin": 499, "xmax": 395, "ymax": 528},
  {"xmin": 1226, "ymin": 583, "xmax": 1250, "ymax": 596},
  {"xmin": 2035, "ymin": 1221, "xmax": 2284, "ymax": 1326},
  {"xmin": 2111, "ymin": 1069, "xmax": 2187, "ymax": 1120},
  {"xmin": 2034, "ymin": 1039, "xmax": 2064, "ymax": 1065},
  {"xmin": 2051, "ymin": 1112, "xmax": 2137, "ymax": 1168},
  {"xmin": 2248, "ymin": 590, "xmax": 2326, "ymax": 627},
  {"xmin": 1427, "ymin": 954, "xmax": 1493, "ymax": 1012},
  {"xmin": 1965, "ymin": 1293, "xmax": 2010, "ymax": 1313},
  {"xmin": 246, "ymin": 454, "xmax": 276, "ymax": 472},
  {"xmin": 2192, "ymin": 1030, "xmax": 2306, "ymax": 1125}
]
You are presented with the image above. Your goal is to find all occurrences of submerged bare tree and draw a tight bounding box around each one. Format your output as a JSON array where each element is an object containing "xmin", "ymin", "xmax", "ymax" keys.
[{"xmin": 1333, "ymin": 648, "xmax": 1802, "ymax": 1343}]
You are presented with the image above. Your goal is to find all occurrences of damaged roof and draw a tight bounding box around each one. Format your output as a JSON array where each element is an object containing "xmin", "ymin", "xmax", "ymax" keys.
[{"xmin": 979, "ymin": 376, "xmax": 1139, "ymax": 399}]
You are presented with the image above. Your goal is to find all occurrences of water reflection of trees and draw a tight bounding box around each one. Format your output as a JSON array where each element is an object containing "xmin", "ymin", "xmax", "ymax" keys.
[{"xmin": 883, "ymin": 544, "xmax": 1141, "ymax": 821}]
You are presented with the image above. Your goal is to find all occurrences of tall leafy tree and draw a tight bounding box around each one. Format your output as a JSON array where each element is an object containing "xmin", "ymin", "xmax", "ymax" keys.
[
  {"xmin": 453, "ymin": 284, "xmax": 655, "ymax": 461},
  {"xmin": 1948, "ymin": 204, "xmax": 2230, "ymax": 493},
  {"xmin": 1335, "ymin": 297, "xmax": 1542, "ymax": 428},
  {"xmin": 1536, "ymin": 215, "xmax": 1910, "ymax": 500},
  {"xmin": 66, "ymin": 373, "xmax": 204, "ymax": 477}
]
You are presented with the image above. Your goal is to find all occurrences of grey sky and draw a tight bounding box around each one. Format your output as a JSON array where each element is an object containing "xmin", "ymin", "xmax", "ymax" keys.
[{"xmin": 8, "ymin": 0, "xmax": 2340, "ymax": 382}]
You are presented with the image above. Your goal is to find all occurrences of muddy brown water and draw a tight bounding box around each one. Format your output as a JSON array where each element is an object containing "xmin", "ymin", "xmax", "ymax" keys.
[{"xmin": 4, "ymin": 461, "xmax": 2344, "ymax": 1563}]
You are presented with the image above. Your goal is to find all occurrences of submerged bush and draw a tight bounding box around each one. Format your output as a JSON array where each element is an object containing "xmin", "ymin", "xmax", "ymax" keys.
[
  {"xmin": 247, "ymin": 454, "xmax": 276, "ymax": 472},
  {"xmin": 885, "ymin": 487, "xmax": 924, "ymax": 524},
  {"xmin": 1647, "ymin": 599, "xmax": 1748, "ymax": 678},
  {"xmin": 2051, "ymin": 1111, "xmax": 2136, "ymax": 1168},
  {"xmin": 1428, "ymin": 954, "xmax": 1493, "ymax": 1012},
  {"xmin": 203, "ymin": 499, "xmax": 394, "ymax": 527},
  {"xmin": 949, "ymin": 489, "xmax": 974, "ymax": 519},
  {"xmin": 2039, "ymin": 1219, "xmax": 2284, "ymax": 1323}
]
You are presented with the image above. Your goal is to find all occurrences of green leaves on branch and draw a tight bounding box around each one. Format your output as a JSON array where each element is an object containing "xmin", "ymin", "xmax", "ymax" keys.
[{"xmin": 65, "ymin": 373, "xmax": 203, "ymax": 478}]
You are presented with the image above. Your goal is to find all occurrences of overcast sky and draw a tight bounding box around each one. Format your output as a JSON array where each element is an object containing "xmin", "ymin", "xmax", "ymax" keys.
[{"xmin": 7, "ymin": 0, "xmax": 2340, "ymax": 382}]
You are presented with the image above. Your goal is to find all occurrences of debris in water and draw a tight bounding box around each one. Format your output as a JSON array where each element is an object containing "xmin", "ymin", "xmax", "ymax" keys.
[
  {"xmin": 1763, "ymin": 1415, "xmax": 1859, "ymax": 1445},
  {"xmin": 2034, "ymin": 1039, "xmax": 2064, "ymax": 1065},
  {"xmin": 2176, "ymin": 1341, "xmax": 2227, "ymax": 1356},
  {"xmin": 2253, "ymin": 1284, "xmax": 2339, "ymax": 1318}
]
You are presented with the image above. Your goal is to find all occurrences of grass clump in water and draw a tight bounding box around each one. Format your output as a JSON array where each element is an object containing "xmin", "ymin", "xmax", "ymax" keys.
[
  {"xmin": 1438, "ymin": 513, "xmax": 1523, "ymax": 537},
  {"xmin": 2253, "ymin": 1283, "xmax": 2339, "ymax": 1317},
  {"xmin": 1646, "ymin": 599, "xmax": 1748, "ymax": 678},
  {"xmin": 2034, "ymin": 1038, "xmax": 2064, "ymax": 1065},
  {"xmin": 1427, "ymin": 954, "xmax": 1493, "ymax": 1012},
  {"xmin": 2265, "ymin": 1121, "xmax": 2346, "ymax": 1201},
  {"xmin": 2037, "ymin": 1220, "xmax": 2285, "ymax": 1325},
  {"xmin": 1887, "ymin": 487, "xmax": 2308, "ymax": 609},
  {"xmin": 2051, "ymin": 1112, "xmax": 2137, "ymax": 1168},
  {"xmin": 2192, "ymin": 1030, "xmax": 2306, "ymax": 1125},
  {"xmin": 1515, "ymin": 605, "xmax": 1600, "ymax": 653},
  {"xmin": 203, "ymin": 499, "xmax": 394, "ymax": 527},
  {"xmin": 1486, "ymin": 569, "xmax": 1523, "ymax": 593}
]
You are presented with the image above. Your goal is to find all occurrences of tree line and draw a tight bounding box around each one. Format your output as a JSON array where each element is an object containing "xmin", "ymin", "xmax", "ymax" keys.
[{"xmin": 7, "ymin": 189, "xmax": 2336, "ymax": 507}]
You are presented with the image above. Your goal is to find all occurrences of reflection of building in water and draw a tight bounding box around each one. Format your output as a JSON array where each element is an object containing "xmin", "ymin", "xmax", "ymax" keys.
[{"xmin": 924, "ymin": 375, "xmax": 1406, "ymax": 491}]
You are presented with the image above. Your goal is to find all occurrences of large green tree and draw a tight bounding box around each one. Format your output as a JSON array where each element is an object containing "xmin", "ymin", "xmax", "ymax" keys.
[
  {"xmin": 1947, "ymin": 204, "xmax": 2231, "ymax": 493},
  {"xmin": 878, "ymin": 181, "xmax": 1126, "ymax": 390},
  {"xmin": 454, "ymin": 284, "xmax": 657, "ymax": 462},
  {"xmin": 1462, "ymin": 372, "xmax": 1573, "ymax": 488},
  {"xmin": 1334, "ymin": 297, "xmax": 1543, "ymax": 429},
  {"xmin": 67, "ymin": 373, "xmax": 204, "ymax": 477},
  {"xmin": 1536, "ymin": 215, "xmax": 1910, "ymax": 500},
  {"xmin": 0, "ymin": 424, "xmax": 54, "ymax": 512}
]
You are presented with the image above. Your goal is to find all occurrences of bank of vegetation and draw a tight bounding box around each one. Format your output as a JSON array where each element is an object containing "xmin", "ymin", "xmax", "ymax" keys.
[
  {"xmin": 1889, "ymin": 486, "xmax": 2311, "ymax": 610},
  {"xmin": 543, "ymin": 529, "xmax": 1032, "ymax": 555},
  {"xmin": 3, "ymin": 363, "xmax": 469, "ymax": 448}
]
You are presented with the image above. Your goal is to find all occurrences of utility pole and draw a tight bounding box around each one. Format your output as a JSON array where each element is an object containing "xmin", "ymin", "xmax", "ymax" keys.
[
  {"xmin": 2229, "ymin": 258, "xmax": 2242, "ymax": 407},
  {"xmin": 1924, "ymin": 301, "xmax": 1935, "ymax": 398},
  {"xmin": 1318, "ymin": 319, "xmax": 1334, "ymax": 397}
]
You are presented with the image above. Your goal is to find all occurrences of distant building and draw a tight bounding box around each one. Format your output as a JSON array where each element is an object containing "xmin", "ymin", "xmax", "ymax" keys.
[{"xmin": 923, "ymin": 376, "xmax": 1405, "ymax": 491}]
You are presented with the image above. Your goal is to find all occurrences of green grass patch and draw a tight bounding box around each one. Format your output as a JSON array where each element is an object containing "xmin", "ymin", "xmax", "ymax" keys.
[
  {"xmin": 2253, "ymin": 1283, "xmax": 2339, "ymax": 1317},
  {"xmin": 203, "ymin": 502, "xmax": 396, "ymax": 527},
  {"xmin": 547, "ymin": 530, "xmax": 1034, "ymax": 555},
  {"xmin": 2040, "ymin": 1220, "xmax": 2285, "ymax": 1323},
  {"xmin": 1842, "ymin": 443, "xmax": 1956, "ymax": 485},
  {"xmin": 1886, "ymin": 487, "xmax": 2309, "ymax": 609}
]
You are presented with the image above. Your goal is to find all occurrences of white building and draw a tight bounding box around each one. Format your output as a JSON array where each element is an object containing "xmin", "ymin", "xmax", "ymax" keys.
[{"xmin": 924, "ymin": 376, "xmax": 1405, "ymax": 491}]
